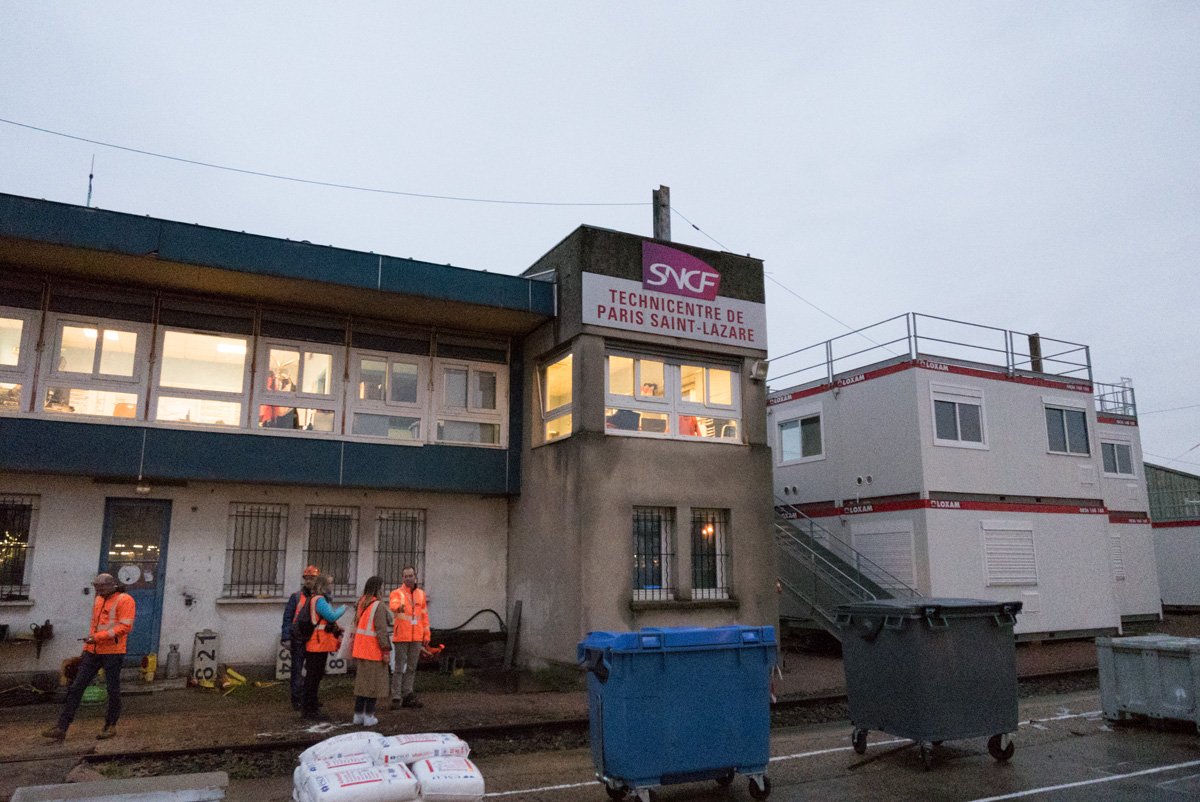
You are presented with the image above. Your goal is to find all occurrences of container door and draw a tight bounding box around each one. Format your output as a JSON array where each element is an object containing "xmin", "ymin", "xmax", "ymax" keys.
[{"xmin": 99, "ymin": 498, "xmax": 171, "ymax": 665}]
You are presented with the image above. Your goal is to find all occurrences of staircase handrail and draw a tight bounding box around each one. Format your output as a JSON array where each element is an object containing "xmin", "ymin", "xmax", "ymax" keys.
[{"xmin": 774, "ymin": 523, "xmax": 880, "ymax": 604}]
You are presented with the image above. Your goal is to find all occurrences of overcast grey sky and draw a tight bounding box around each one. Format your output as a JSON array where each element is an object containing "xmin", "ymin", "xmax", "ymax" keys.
[{"xmin": 1, "ymin": 3, "xmax": 1196, "ymax": 471}]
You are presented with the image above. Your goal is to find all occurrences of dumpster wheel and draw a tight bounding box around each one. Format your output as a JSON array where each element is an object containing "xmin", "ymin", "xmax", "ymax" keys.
[
  {"xmin": 988, "ymin": 733, "xmax": 1015, "ymax": 762},
  {"xmin": 604, "ymin": 783, "xmax": 626, "ymax": 800},
  {"xmin": 919, "ymin": 742, "xmax": 934, "ymax": 771},
  {"xmin": 748, "ymin": 774, "xmax": 771, "ymax": 800},
  {"xmin": 715, "ymin": 769, "xmax": 735, "ymax": 787},
  {"xmin": 851, "ymin": 728, "xmax": 868, "ymax": 754}
]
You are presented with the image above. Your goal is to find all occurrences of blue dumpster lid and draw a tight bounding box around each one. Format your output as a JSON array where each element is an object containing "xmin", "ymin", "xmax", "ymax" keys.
[
  {"xmin": 836, "ymin": 597, "xmax": 1022, "ymax": 617},
  {"xmin": 577, "ymin": 625, "xmax": 776, "ymax": 660}
]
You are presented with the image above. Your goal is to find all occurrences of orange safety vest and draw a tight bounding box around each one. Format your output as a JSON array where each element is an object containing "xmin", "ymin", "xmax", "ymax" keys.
[
  {"xmin": 352, "ymin": 599, "xmax": 385, "ymax": 661},
  {"xmin": 389, "ymin": 585, "xmax": 429, "ymax": 643},
  {"xmin": 86, "ymin": 592, "xmax": 136, "ymax": 655},
  {"xmin": 306, "ymin": 597, "xmax": 340, "ymax": 653}
]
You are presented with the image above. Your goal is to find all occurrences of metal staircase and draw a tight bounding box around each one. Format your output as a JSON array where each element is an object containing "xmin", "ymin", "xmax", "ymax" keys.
[{"xmin": 775, "ymin": 499, "xmax": 919, "ymax": 639}]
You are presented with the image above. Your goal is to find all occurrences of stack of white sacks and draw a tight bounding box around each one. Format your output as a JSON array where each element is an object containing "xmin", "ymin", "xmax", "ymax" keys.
[{"xmin": 292, "ymin": 731, "xmax": 485, "ymax": 802}]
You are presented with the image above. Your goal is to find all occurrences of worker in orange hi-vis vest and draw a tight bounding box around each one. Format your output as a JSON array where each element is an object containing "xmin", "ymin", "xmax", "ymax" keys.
[
  {"xmin": 388, "ymin": 565, "xmax": 430, "ymax": 709},
  {"xmin": 43, "ymin": 573, "xmax": 136, "ymax": 741}
]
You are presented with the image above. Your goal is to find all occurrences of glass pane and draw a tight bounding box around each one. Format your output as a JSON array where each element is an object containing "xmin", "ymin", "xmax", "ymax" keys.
[
  {"xmin": 161, "ymin": 331, "xmax": 247, "ymax": 393},
  {"xmin": 608, "ymin": 356, "xmax": 634, "ymax": 396},
  {"xmin": 639, "ymin": 361, "xmax": 665, "ymax": 398},
  {"xmin": 0, "ymin": 382, "xmax": 19, "ymax": 409},
  {"xmin": 800, "ymin": 415, "xmax": 822, "ymax": 455},
  {"xmin": 1065, "ymin": 409, "xmax": 1089, "ymax": 454},
  {"xmin": 258, "ymin": 406, "xmax": 335, "ymax": 432},
  {"xmin": 680, "ymin": 365, "xmax": 705, "ymax": 403},
  {"xmin": 708, "ymin": 369, "xmax": 733, "ymax": 405},
  {"xmin": 358, "ymin": 359, "xmax": 387, "ymax": 402},
  {"xmin": 545, "ymin": 355, "xmax": 573, "ymax": 410},
  {"xmin": 1046, "ymin": 408, "xmax": 1067, "ymax": 452},
  {"xmin": 437, "ymin": 420, "xmax": 500, "ymax": 444},
  {"xmin": 302, "ymin": 352, "xmax": 333, "ymax": 395},
  {"xmin": 1102, "ymin": 443, "xmax": 1118, "ymax": 473},
  {"xmin": 1116, "ymin": 443, "xmax": 1132, "ymax": 474},
  {"xmin": 268, "ymin": 348, "xmax": 299, "ymax": 392},
  {"xmin": 390, "ymin": 363, "xmax": 419, "ymax": 405},
  {"xmin": 545, "ymin": 413, "xmax": 572, "ymax": 441},
  {"xmin": 633, "ymin": 511, "xmax": 664, "ymax": 591},
  {"xmin": 606, "ymin": 408, "xmax": 669, "ymax": 434},
  {"xmin": 0, "ymin": 318, "xmax": 23, "ymax": 366},
  {"xmin": 935, "ymin": 400, "xmax": 959, "ymax": 440},
  {"xmin": 444, "ymin": 368, "xmax": 468, "ymax": 408},
  {"xmin": 98, "ymin": 330, "xmax": 138, "ymax": 377},
  {"xmin": 46, "ymin": 388, "xmax": 138, "ymax": 417},
  {"xmin": 680, "ymin": 415, "xmax": 738, "ymax": 439},
  {"xmin": 353, "ymin": 412, "xmax": 421, "ymax": 441},
  {"xmin": 58, "ymin": 326, "xmax": 98, "ymax": 373},
  {"xmin": 156, "ymin": 397, "xmax": 241, "ymax": 426},
  {"xmin": 958, "ymin": 403, "xmax": 983, "ymax": 443},
  {"xmin": 780, "ymin": 420, "xmax": 801, "ymax": 461},
  {"xmin": 474, "ymin": 371, "xmax": 497, "ymax": 410}
]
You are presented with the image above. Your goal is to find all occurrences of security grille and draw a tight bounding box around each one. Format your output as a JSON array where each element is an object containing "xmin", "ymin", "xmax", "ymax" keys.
[
  {"xmin": 304, "ymin": 506, "xmax": 359, "ymax": 597},
  {"xmin": 691, "ymin": 508, "xmax": 730, "ymax": 599},
  {"xmin": 633, "ymin": 507, "xmax": 674, "ymax": 600},
  {"xmin": 224, "ymin": 504, "xmax": 287, "ymax": 597},
  {"xmin": 376, "ymin": 509, "xmax": 426, "ymax": 590},
  {"xmin": 0, "ymin": 495, "xmax": 36, "ymax": 601}
]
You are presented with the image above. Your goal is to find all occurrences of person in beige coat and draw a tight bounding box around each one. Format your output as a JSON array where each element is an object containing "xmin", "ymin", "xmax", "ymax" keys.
[{"xmin": 351, "ymin": 576, "xmax": 393, "ymax": 726}]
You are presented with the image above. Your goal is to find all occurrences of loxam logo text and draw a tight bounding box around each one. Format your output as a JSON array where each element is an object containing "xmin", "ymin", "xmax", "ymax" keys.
[{"xmin": 642, "ymin": 241, "xmax": 721, "ymax": 301}]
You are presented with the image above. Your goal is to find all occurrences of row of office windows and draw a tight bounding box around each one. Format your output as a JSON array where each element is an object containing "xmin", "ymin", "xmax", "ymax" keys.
[
  {"xmin": 539, "ymin": 351, "xmax": 742, "ymax": 444},
  {"xmin": 633, "ymin": 506, "xmax": 731, "ymax": 600},
  {"xmin": 0, "ymin": 495, "xmax": 426, "ymax": 602},
  {"xmin": 0, "ymin": 306, "xmax": 508, "ymax": 447},
  {"xmin": 775, "ymin": 385, "xmax": 1137, "ymax": 477}
]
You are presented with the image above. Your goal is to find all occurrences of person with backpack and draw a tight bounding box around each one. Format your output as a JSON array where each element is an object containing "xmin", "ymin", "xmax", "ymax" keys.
[
  {"xmin": 282, "ymin": 566, "xmax": 320, "ymax": 711},
  {"xmin": 300, "ymin": 574, "xmax": 346, "ymax": 721},
  {"xmin": 351, "ymin": 576, "xmax": 392, "ymax": 726}
]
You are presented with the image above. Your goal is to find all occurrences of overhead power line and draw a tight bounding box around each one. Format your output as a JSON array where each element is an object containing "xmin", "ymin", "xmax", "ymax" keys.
[
  {"xmin": 0, "ymin": 117, "xmax": 649, "ymax": 208},
  {"xmin": 1138, "ymin": 403, "xmax": 1200, "ymax": 415}
]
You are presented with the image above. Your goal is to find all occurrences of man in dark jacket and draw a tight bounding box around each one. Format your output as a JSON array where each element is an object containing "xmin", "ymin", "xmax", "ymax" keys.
[{"xmin": 281, "ymin": 566, "xmax": 319, "ymax": 711}]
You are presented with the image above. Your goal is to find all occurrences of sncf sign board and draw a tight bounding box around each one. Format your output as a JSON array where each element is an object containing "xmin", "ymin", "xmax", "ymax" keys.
[{"xmin": 581, "ymin": 242, "xmax": 767, "ymax": 349}]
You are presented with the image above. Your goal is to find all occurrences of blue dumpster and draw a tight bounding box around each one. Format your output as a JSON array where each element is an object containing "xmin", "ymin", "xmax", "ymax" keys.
[{"xmin": 577, "ymin": 625, "xmax": 776, "ymax": 801}]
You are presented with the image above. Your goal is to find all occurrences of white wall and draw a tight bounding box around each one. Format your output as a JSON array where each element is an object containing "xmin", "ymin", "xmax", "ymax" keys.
[
  {"xmin": 1155, "ymin": 524, "xmax": 1200, "ymax": 607},
  {"xmin": 1096, "ymin": 421, "xmax": 1150, "ymax": 512},
  {"xmin": 1108, "ymin": 522, "xmax": 1162, "ymax": 619},
  {"xmin": 0, "ymin": 472, "xmax": 507, "ymax": 675}
]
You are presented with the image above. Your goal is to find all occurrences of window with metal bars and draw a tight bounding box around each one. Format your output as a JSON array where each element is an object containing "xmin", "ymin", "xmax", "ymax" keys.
[
  {"xmin": 691, "ymin": 508, "xmax": 730, "ymax": 599},
  {"xmin": 0, "ymin": 495, "xmax": 36, "ymax": 600},
  {"xmin": 224, "ymin": 504, "xmax": 288, "ymax": 597},
  {"xmin": 375, "ymin": 509, "xmax": 426, "ymax": 590},
  {"xmin": 633, "ymin": 507, "xmax": 674, "ymax": 600},
  {"xmin": 304, "ymin": 506, "xmax": 359, "ymax": 597}
]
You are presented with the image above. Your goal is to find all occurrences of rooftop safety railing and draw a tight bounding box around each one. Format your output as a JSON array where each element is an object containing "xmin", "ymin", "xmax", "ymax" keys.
[
  {"xmin": 1095, "ymin": 380, "xmax": 1137, "ymax": 418},
  {"xmin": 768, "ymin": 312, "xmax": 1093, "ymax": 391}
]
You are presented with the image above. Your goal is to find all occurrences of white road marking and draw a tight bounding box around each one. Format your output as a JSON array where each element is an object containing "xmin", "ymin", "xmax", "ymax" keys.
[
  {"xmin": 964, "ymin": 760, "xmax": 1200, "ymax": 801},
  {"xmin": 485, "ymin": 781, "xmax": 599, "ymax": 796},
  {"xmin": 1018, "ymin": 710, "xmax": 1102, "ymax": 726},
  {"xmin": 771, "ymin": 738, "xmax": 908, "ymax": 761}
]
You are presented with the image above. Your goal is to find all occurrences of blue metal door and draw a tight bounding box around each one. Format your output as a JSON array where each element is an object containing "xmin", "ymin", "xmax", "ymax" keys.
[{"xmin": 99, "ymin": 498, "xmax": 171, "ymax": 665}]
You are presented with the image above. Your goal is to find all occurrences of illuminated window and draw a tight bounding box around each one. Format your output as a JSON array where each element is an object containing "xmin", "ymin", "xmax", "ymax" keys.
[
  {"xmin": 0, "ymin": 494, "xmax": 37, "ymax": 601},
  {"xmin": 691, "ymin": 508, "xmax": 729, "ymax": 599},
  {"xmin": 153, "ymin": 328, "xmax": 249, "ymax": 427},
  {"xmin": 256, "ymin": 341, "xmax": 340, "ymax": 435},
  {"xmin": 44, "ymin": 316, "xmax": 147, "ymax": 419},
  {"xmin": 606, "ymin": 353, "xmax": 739, "ymax": 442},
  {"xmin": 0, "ymin": 308, "xmax": 38, "ymax": 412},
  {"xmin": 541, "ymin": 353, "xmax": 573, "ymax": 442}
]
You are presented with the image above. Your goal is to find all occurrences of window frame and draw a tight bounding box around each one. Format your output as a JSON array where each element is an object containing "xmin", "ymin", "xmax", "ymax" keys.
[
  {"xmin": 691, "ymin": 508, "xmax": 730, "ymax": 600},
  {"xmin": 0, "ymin": 493, "xmax": 38, "ymax": 601},
  {"xmin": 539, "ymin": 351, "xmax": 574, "ymax": 444},
  {"xmin": 151, "ymin": 325, "xmax": 253, "ymax": 429},
  {"xmin": 930, "ymin": 383, "xmax": 988, "ymax": 450},
  {"xmin": 0, "ymin": 306, "xmax": 39, "ymax": 414},
  {"xmin": 222, "ymin": 503, "xmax": 288, "ymax": 599},
  {"xmin": 1101, "ymin": 439, "xmax": 1135, "ymax": 477},
  {"xmin": 1043, "ymin": 396, "xmax": 1091, "ymax": 456},
  {"xmin": 632, "ymin": 506, "xmax": 675, "ymax": 601},
  {"xmin": 605, "ymin": 352, "xmax": 742, "ymax": 443},
  {"xmin": 254, "ymin": 338, "xmax": 344, "ymax": 436},
  {"xmin": 345, "ymin": 349, "xmax": 428, "ymax": 444},
  {"xmin": 303, "ymin": 505, "xmax": 360, "ymax": 599},
  {"xmin": 432, "ymin": 357, "xmax": 507, "ymax": 447},
  {"xmin": 778, "ymin": 401, "xmax": 825, "ymax": 464},
  {"xmin": 42, "ymin": 313, "xmax": 152, "ymax": 420}
]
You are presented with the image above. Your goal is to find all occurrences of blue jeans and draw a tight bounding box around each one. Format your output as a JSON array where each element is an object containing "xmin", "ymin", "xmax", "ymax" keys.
[
  {"xmin": 289, "ymin": 639, "xmax": 307, "ymax": 708},
  {"xmin": 58, "ymin": 651, "xmax": 124, "ymax": 731}
]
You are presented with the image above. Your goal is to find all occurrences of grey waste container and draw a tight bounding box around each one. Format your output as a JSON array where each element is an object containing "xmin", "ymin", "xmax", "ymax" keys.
[
  {"xmin": 835, "ymin": 597, "xmax": 1022, "ymax": 769},
  {"xmin": 1096, "ymin": 634, "xmax": 1200, "ymax": 731}
]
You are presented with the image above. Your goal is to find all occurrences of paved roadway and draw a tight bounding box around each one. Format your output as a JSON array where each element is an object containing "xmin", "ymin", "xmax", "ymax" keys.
[{"xmin": 463, "ymin": 690, "xmax": 1200, "ymax": 802}]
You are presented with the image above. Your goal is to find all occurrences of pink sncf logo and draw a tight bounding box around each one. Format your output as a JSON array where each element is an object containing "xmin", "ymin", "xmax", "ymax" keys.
[{"xmin": 642, "ymin": 242, "xmax": 721, "ymax": 302}]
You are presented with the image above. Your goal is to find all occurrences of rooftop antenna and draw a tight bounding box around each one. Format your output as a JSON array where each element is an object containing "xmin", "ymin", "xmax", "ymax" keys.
[
  {"xmin": 652, "ymin": 185, "xmax": 671, "ymax": 241},
  {"xmin": 86, "ymin": 154, "xmax": 95, "ymax": 207}
]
